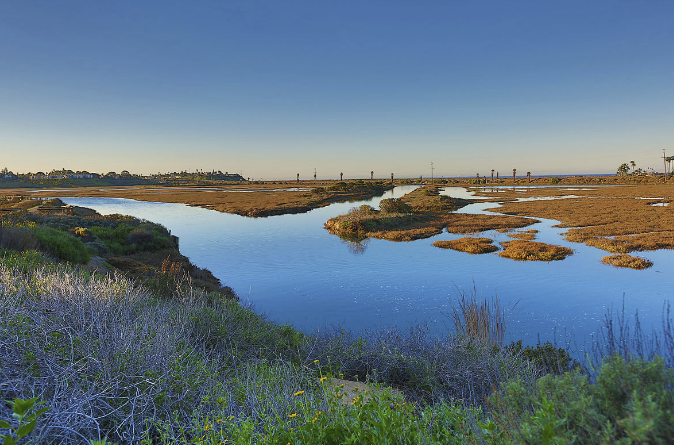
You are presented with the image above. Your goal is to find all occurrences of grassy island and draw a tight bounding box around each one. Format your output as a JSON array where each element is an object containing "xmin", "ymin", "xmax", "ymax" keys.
[
  {"xmin": 325, "ymin": 185, "xmax": 538, "ymax": 242},
  {"xmin": 433, "ymin": 237, "xmax": 499, "ymax": 254},
  {"xmin": 498, "ymin": 240, "xmax": 574, "ymax": 261}
]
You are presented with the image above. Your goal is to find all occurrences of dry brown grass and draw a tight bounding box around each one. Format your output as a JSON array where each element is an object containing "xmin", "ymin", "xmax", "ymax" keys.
[
  {"xmin": 5, "ymin": 181, "xmax": 389, "ymax": 217},
  {"xmin": 506, "ymin": 229, "xmax": 538, "ymax": 240},
  {"xmin": 601, "ymin": 254, "xmax": 653, "ymax": 270},
  {"xmin": 433, "ymin": 237, "xmax": 498, "ymax": 254},
  {"xmin": 482, "ymin": 184, "xmax": 674, "ymax": 253},
  {"xmin": 498, "ymin": 240, "xmax": 573, "ymax": 261},
  {"xmin": 444, "ymin": 214, "xmax": 537, "ymax": 234},
  {"xmin": 451, "ymin": 292, "xmax": 507, "ymax": 347}
]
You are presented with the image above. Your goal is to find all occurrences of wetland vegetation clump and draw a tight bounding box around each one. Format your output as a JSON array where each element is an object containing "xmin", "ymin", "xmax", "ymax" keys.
[
  {"xmin": 433, "ymin": 237, "xmax": 498, "ymax": 254},
  {"xmin": 506, "ymin": 229, "xmax": 538, "ymax": 240},
  {"xmin": 601, "ymin": 253, "xmax": 653, "ymax": 270},
  {"xmin": 325, "ymin": 185, "xmax": 472, "ymax": 241},
  {"xmin": 498, "ymin": 240, "xmax": 574, "ymax": 261},
  {"xmin": 443, "ymin": 213, "xmax": 537, "ymax": 234}
]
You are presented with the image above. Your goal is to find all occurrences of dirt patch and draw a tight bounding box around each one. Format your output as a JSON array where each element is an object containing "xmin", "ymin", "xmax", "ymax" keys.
[
  {"xmin": 433, "ymin": 237, "xmax": 498, "ymax": 254},
  {"xmin": 329, "ymin": 378, "xmax": 403, "ymax": 406}
]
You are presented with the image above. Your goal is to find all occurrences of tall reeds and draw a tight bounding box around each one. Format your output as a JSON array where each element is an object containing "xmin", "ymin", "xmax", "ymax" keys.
[{"xmin": 450, "ymin": 289, "xmax": 510, "ymax": 347}]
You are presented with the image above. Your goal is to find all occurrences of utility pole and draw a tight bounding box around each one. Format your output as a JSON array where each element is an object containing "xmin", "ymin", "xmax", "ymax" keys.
[
  {"xmin": 431, "ymin": 162, "xmax": 434, "ymax": 184},
  {"xmin": 664, "ymin": 150, "xmax": 668, "ymax": 182}
]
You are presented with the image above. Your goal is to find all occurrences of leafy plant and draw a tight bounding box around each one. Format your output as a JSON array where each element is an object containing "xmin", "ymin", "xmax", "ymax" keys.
[{"xmin": 0, "ymin": 398, "xmax": 50, "ymax": 445}]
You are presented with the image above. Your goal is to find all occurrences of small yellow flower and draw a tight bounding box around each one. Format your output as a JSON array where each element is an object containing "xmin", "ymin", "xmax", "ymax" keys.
[
  {"xmin": 319, "ymin": 376, "xmax": 327, "ymax": 383},
  {"xmin": 289, "ymin": 413, "xmax": 297, "ymax": 418},
  {"xmin": 339, "ymin": 373, "xmax": 344, "ymax": 376},
  {"xmin": 313, "ymin": 359, "xmax": 319, "ymax": 363},
  {"xmin": 293, "ymin": 390, "xmax": 305, "ymax": 396}
]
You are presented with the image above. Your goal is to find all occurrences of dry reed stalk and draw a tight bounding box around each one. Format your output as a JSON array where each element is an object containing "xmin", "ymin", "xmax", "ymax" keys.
[{"xmin": 451, "ymin": 292, "xmax": 507, "ymax": 347}]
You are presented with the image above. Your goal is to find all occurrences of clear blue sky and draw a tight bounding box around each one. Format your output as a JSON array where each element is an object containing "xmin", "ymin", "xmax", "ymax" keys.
[{"xmin": 1, "ymin": 1, "xmax": 673, "ymax": 179}]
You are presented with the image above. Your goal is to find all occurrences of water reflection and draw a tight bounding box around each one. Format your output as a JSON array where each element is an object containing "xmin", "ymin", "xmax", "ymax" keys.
[
  {"xmin": 342, "ymin": 237, "xmax": 370, "ymax": 255},
  {"xmin": 60, "ymin": 187, "xmax": 674, "ymax": 347}
]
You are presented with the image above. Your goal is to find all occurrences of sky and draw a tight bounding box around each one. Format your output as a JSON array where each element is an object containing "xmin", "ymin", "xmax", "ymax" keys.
[{"xmin": 1, "ymin": 1, "xmax": 673, "ymax": 180}]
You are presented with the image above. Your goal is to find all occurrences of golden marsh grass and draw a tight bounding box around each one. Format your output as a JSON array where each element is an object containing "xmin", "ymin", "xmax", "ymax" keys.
[
  {"xmin": 432, "ymin": 237, "xmax": 498, "ymax": 254},
  {"xmin": 506, "ymin": 229, "xmax": 538, "ymax": 240},
  {"xmin": 498, "ymin": 240, "xmax": 573, "ymax": 261},
  {"xmin": 601, "ymin": 254, "xmax": 653, "ymax": 270},
  {"xmin": 481, "ymin": 184, "xmax": 674, "ymax": 253}
]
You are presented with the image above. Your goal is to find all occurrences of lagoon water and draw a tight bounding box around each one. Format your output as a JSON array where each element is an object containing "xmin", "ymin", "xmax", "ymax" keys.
[{"xmin": 61, "ymin": 187, "xmax": 674, "ymax": 347}]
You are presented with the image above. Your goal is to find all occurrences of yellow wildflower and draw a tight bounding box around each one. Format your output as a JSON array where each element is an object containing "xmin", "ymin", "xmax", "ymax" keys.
[
  {"xmin": 288, "ymin": 413, "xmax": 297, "ymax": 418},
  {"xmin": 319, "ymin": 376, "xmax": 327, "ymax": 383},
  {"xmin": 293, "ymin": 390, "xmax": 305, "ymax": 396},
  {"xmin": 313, "ymin": 359, "xmax": 319, "ymax": 363}
]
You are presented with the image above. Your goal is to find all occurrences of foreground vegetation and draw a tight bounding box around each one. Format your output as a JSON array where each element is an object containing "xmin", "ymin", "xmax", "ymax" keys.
[
  {"xmin": 0, "ymin": 198, "xmax": 233, "ymax": 298},
  {"xmin": 1, "ymin": 250, "xmax": 673, "ymax": 443}
]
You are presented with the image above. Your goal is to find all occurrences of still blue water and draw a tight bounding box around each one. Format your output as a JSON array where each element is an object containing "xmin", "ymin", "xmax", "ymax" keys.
[{"xmin": 61, "ymin": 187, "xmax": 674, "ymax": 346}]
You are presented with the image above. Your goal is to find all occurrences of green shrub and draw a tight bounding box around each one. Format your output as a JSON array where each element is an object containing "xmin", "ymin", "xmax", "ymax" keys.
[
  {"xmin": 379, "ymin": 198, "xmax": 412, "ymax": 214},
  {"xmin": 489, "ymin": 354, "xmax": 674, "ymax": 444},
  {"xmin": 507, "ymin": 341, "xmax": 580, "ymax": 375},
  {"xmin": 34, "ymin": 227, "xmax": 90, "ymax": 264}
]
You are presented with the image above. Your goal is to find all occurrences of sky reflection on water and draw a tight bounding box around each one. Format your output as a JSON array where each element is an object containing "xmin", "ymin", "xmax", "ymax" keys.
[{"xmin": 61, "ymin": 186, "xmax": 674, "ymax": 348}]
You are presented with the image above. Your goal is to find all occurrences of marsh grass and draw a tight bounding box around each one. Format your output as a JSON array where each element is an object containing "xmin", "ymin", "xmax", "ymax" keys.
[
  {"xmin": 498, "ymin": 240, "xmax": 573, "ymax": 261},
  {"xmin": 601, "ymin": 254, "xmax": 653, "ymax": 270},
  {"xmin": 444, "ymin": 214, "xmax": 537, "ymax": 234},
  {"xmin": 506, "ymin": 229, "xmax": 538, "ymax": 240},
  {"xmin": 490, "ymin": 185, "xmax": 674, "ymax": 255},
  {"xmin": 433, "ymin": 237, "xmax": 498, "ymax": 254},
  {"xmin": 325, "ymin": 186, "xmax": 531, "ymax": 242},
  {"xmin": 450, "ymin": 290, "xmax": 509, "ymax": 348}
]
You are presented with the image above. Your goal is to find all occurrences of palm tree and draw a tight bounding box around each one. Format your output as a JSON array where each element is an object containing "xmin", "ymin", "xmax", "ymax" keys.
[
  {"xmin": 491, "ymin": 169, "xmax": 494, "ymax": 182},
  {"xmin": 512, "ymin": 168, "xmax": 517, "ymax": 183},
  {"xmin": 371, "ymin": 171, "xmax": 374, "ymax": 180},
  {"xmin": 630, "ymin": 160, "xmax": 636, "ymax": 171},
  {"xmin": 617, "ymin": 163, "xmax": 630, "ymax": 176},
  {"xmin": 296, "ymin": 173, "xmax": 299, "ymax": 183},
  {"xmin": 527, "ymin": 171, "xmax": 531, "ymax": 183},
  {"xmin": 340, "ymin": 172, "xmax": 343, "ymax": 181}
]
